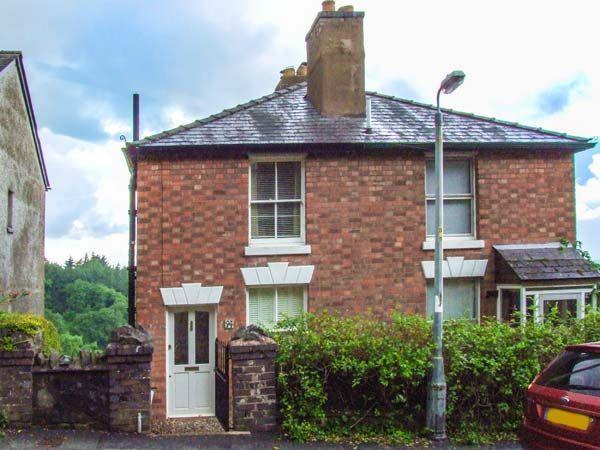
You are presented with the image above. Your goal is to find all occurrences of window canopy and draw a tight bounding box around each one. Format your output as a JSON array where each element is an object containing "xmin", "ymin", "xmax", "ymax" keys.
[
  {"xmin": 421, "ymin": 256, "xmax": 487, "ymax": 279},
  {"xmin": 241, "ymin": 262, "xmax": 314, "ymax": 286},
  {"xmin": 160, "ymin": 283, "xmax": 223, "ymax": 306}
]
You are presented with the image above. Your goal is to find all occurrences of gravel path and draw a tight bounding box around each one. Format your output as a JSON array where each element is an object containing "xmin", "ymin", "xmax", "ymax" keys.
[{"xmin": 151, "ymin": 416, "xmax": 225, "ymax": 435}]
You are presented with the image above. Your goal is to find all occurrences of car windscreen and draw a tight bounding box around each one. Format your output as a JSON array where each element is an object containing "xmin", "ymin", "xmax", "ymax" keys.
[{"xmin": 536, "ymin": 350, "xmax": 600, "ymax": 397}]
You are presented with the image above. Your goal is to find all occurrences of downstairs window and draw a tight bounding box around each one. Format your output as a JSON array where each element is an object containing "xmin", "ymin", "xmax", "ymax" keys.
[
  {"xmin": 426, "ymin": 279, "xmax": 479, "ymax": 320},
  {"xmin": 247, "ymin": 286, "xmax": 305, "ymax": 328}
]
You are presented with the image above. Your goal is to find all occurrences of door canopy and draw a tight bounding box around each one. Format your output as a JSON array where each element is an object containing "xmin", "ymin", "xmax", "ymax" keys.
[{"xmin": 160, "ymin": 283, "xmax": 223, "ymax": 306}]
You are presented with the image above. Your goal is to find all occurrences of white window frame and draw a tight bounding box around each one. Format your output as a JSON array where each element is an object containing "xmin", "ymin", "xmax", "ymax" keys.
[
  {"xmin": 496, "ymin": 284, "xmax": 596, "ymax": 324},
  {"xmin": 248, "ymin": 154, "xmax": 306, "ymax": 247},
  {"xmin": 245, "ymin": 285, "xmax": 308, "ymax": 327},
  {"xmin": 424, "ymin": 155, "xmax": 477, "ymax": 242}
]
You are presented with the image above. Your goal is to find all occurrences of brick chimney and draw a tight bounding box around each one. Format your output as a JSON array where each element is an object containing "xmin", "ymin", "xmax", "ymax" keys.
[{"xmin": 306, "ymin": 2, "xmax": 365, "ymax": 116}]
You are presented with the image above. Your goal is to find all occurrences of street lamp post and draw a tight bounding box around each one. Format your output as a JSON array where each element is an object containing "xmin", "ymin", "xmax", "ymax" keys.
[{"xmin": 426, "ymin": 70, "xmax": 465, "ymax": 441}]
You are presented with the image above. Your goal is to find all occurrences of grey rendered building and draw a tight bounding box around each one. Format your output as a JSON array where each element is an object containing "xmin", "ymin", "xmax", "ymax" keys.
[{"xmin": 0, "ymin": 51, "xmax": 49, "ymax": 315}]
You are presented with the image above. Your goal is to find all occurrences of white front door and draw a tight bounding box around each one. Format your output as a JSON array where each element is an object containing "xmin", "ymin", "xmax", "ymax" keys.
[{"xmin": 167, "ymin": 308, "xmax": 215, "ymax": 417}]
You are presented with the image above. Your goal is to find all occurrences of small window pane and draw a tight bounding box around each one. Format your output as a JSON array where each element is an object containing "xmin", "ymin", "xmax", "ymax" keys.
[
  {"xmin": 426, "ymin": 280, "xmax": 477, "ymax": 320},
  {"xmin": 248, "ymin": 288, "xmax": 276, "ymax": 328},
  {"xmin": 426, "ymin": 160, "xmax": 471, "ymax": 196},
  {"xmin": 251, "ymin": 203, "xmax": 275, "ymax": 238},
  {"xmin": 194, "ymin": 311, "xmax": 210, "ymax": 364},
  {"xmin": 277, "ymin": 162, "xmax": 301, "ymax": 200},
  {"xmin": 251, "ymin": 163, "xmax": 276, "ymax": 201},
  {"xmin": 445, "ymin": 199, "xmax": 472, "ymax": 235},
  {"xmin": 277, "ymin": 202, "xmax": 301, "ymax": 238},
  {"xmin": 277, "ymin": 287, "xmax": 304, "ymax": 321},
  {"xmin": 426, "ymin": 199, "xmax": 472, "ymax": 236},
  {"xmin": 543, "ymin": 299, "xmax": 577, "ymax": 320},
  {"xmin": 174, "ymin": 312, "xmax": 189, "ymax": 365},
  {"xmin": 7, "ymin": 190, "xmax": 14, "ymax": 231}
]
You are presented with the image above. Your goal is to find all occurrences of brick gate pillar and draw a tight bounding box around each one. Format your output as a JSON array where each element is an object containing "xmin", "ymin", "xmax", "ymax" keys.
[
  {"xmin": 106, "ymin": 325, "xmax": 153, "ymax": 433},
  {"xmin": 229, "ymin": 336, "xmax": 279, "ymax": 432},
  {"xmin": 0, "ymin": 345, "xmax": 35, "ymax": 428}
]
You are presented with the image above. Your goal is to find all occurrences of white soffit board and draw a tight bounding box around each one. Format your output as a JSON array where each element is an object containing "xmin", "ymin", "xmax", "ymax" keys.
[
  {"xmin": 421, "ymin": 257, "xmax": 488, "ymax": 279},
  {"xmin": 241, "ymin": 262, "xmax": 315, "ymax": 286},
  {"xmin": 160, "ymin": 282, "xmax": 223, "ymax": 306}
]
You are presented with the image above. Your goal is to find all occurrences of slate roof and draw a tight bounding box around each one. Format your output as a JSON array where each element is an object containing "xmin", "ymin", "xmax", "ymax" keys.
[
  {"xmin": 494, "ymin": 243, "xmax": 600, "ymax": 282},
  {"xmin": 0, "ymin": 51, "xmax": 50, "ymax": 189},
  {"xmin": 135, "ymin": 83, "xmax": 595, "ymax": 150}
]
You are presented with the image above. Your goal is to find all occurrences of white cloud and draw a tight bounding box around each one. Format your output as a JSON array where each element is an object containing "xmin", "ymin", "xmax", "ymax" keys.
[
  {"xmin": 577, "ymin": 153, "xmax": 600, "ymax": 221},
  {"xmin": 41, "ymin": 127, "xmax": 130, "ymax": 265},
  {"xmin": 45, "ymin": 232, "xmax": 128, "ymax": 266}
]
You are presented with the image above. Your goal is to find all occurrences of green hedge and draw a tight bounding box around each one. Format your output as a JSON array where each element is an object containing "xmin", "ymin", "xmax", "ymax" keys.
[
  {"xmin": 0, "ymin": 311, "xmax": 61, "ymax": 355},
  {"xmin": 273, "ymin": 311, "xmax": 600, "ymax": 444}
]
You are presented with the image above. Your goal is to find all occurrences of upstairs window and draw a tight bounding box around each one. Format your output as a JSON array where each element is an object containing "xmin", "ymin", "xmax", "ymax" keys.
[
  {"xmin": 425, "ymin": 159, "xmax": 475, "ymax": 237},
  {"xmin": 250, "ymin": 159, "xmax": 304, "ymax": 243}
]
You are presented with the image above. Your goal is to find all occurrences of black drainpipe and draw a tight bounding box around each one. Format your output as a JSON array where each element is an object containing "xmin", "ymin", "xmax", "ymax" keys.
[{"xmin": 128, "ymin": 93, "xmax": 139, "ymax": 326}]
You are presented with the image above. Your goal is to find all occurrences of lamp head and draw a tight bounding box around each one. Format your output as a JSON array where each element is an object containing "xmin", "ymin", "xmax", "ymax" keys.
[{"xmin": 440, "ymin": 70, "xmax": 466, "ymax": 95}]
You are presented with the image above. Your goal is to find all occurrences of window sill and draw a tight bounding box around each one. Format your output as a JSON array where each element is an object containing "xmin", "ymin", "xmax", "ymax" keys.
[
  {"xmin": 244, "ymin": 244, "xmax": 312, "ymax": 256},
  {"xmin": 422, "ymin": 239, "xmax": 485, "ymax": 251}
]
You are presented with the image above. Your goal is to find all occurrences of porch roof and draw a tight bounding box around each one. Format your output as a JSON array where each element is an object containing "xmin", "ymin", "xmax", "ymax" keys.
[{"xmin": 494, "ymin": 243, "xmax": 600, "ymax": 283}]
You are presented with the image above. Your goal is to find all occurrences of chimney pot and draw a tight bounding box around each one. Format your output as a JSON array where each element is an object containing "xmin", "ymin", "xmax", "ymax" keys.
[
  {"xmin": 296, "ymin": 62, "xmax": 308, "ymax": 77},
  {"xmin": 338, "ymin": 5, "xmax": 354, "ymax": 12},
  {"xmin": 275, "ymin": 64, "xmax": 308, "ymax": 91},
  {"xmin": 322, "ymin": 1, "xmax": 335, "ymax": 12},
  {"xmin": 280, "ymin": 66, "xmax": 295, "ymax": 78}
]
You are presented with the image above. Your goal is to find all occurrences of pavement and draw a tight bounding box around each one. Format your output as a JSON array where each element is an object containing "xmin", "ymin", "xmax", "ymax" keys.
[{"xmin": 3, "ymin": 429, "xmax": 523, "ymax": 450}]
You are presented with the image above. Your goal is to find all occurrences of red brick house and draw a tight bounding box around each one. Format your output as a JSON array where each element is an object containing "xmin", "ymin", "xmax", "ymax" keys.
[{"xmin": 125, "ymin": 3, "xmax": 598, "ymax": 419}]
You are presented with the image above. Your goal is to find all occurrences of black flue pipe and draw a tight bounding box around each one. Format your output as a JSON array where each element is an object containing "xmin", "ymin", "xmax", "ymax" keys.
[{"xmin": 127, "ymin": 93, "xmax": 139, "ymax": 326}]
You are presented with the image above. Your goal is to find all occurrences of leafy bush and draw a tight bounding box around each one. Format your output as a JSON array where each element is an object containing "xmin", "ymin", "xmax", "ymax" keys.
[
  {"xmin": 274, "ymin": 311, "xmax": 600, "ymax": 444},
  {"xmin": 0, "ymin": 311, "xmax": 61, "ymax": 355},
  {"xmin": 274, "ymin": 313, "xmax": 432, "ymax": 443}
]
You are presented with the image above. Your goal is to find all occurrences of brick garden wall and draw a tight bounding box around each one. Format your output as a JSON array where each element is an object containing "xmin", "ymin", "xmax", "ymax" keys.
[
  {"xmin": 0, "ymin": 326, "xmax": 153, "ymax": 432},
  {"xmin": 135, "ymin": 148, "xmax": 576, "ymax": 418}
]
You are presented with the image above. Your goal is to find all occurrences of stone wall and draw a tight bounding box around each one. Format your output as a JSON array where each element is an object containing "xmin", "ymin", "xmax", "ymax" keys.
[
  {"xmin": 229, "ymin": 336, "xmax": 278, "ymax": 432},
  {"xmin": 0, "ymin": 325, "xmax": 153, "ymax": 432}
]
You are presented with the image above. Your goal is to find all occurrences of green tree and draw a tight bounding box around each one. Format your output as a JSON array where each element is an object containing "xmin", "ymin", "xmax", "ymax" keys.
[
  {"xmin": 68, "ymin": 295, "xmax": 127, "ymax": 348},
  {"xmin": 44, "ymin": 255, "xmax": 128, "ymax": 354}
]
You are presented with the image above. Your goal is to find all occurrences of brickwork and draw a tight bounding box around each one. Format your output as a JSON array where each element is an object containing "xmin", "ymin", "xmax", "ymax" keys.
[
  {"xmin": 0, "ymin": 348, "xmax": 35, "ymax": 427},
  {"xmin": 106, "ymin": 343, "xmax": 153, "ymax": 433},
  {"xmin": 32, "ymin": 367, "xmax": 109, "ymax": 429},
  {"xmin": 0, "ymin": 326, "xmax": 153, "ymax": 432},
  {"xmin": 135, "ymin": 148, "xmax": 576, "ymax": 418},
  {"xmin": 229, "ymin": 339, "xmax": 278, "ymax": 432}
]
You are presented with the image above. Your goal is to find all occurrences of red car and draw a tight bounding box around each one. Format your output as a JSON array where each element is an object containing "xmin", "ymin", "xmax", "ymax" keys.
[{"xmin": 521, "ymin": 342, "xmax": 600, "ymax": 449}]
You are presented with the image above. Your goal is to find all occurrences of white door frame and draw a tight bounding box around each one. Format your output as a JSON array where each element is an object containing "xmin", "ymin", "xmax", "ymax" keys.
[{"xmin": 166, "ymin": 306, "xmax": 216, "ymax": 418}]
